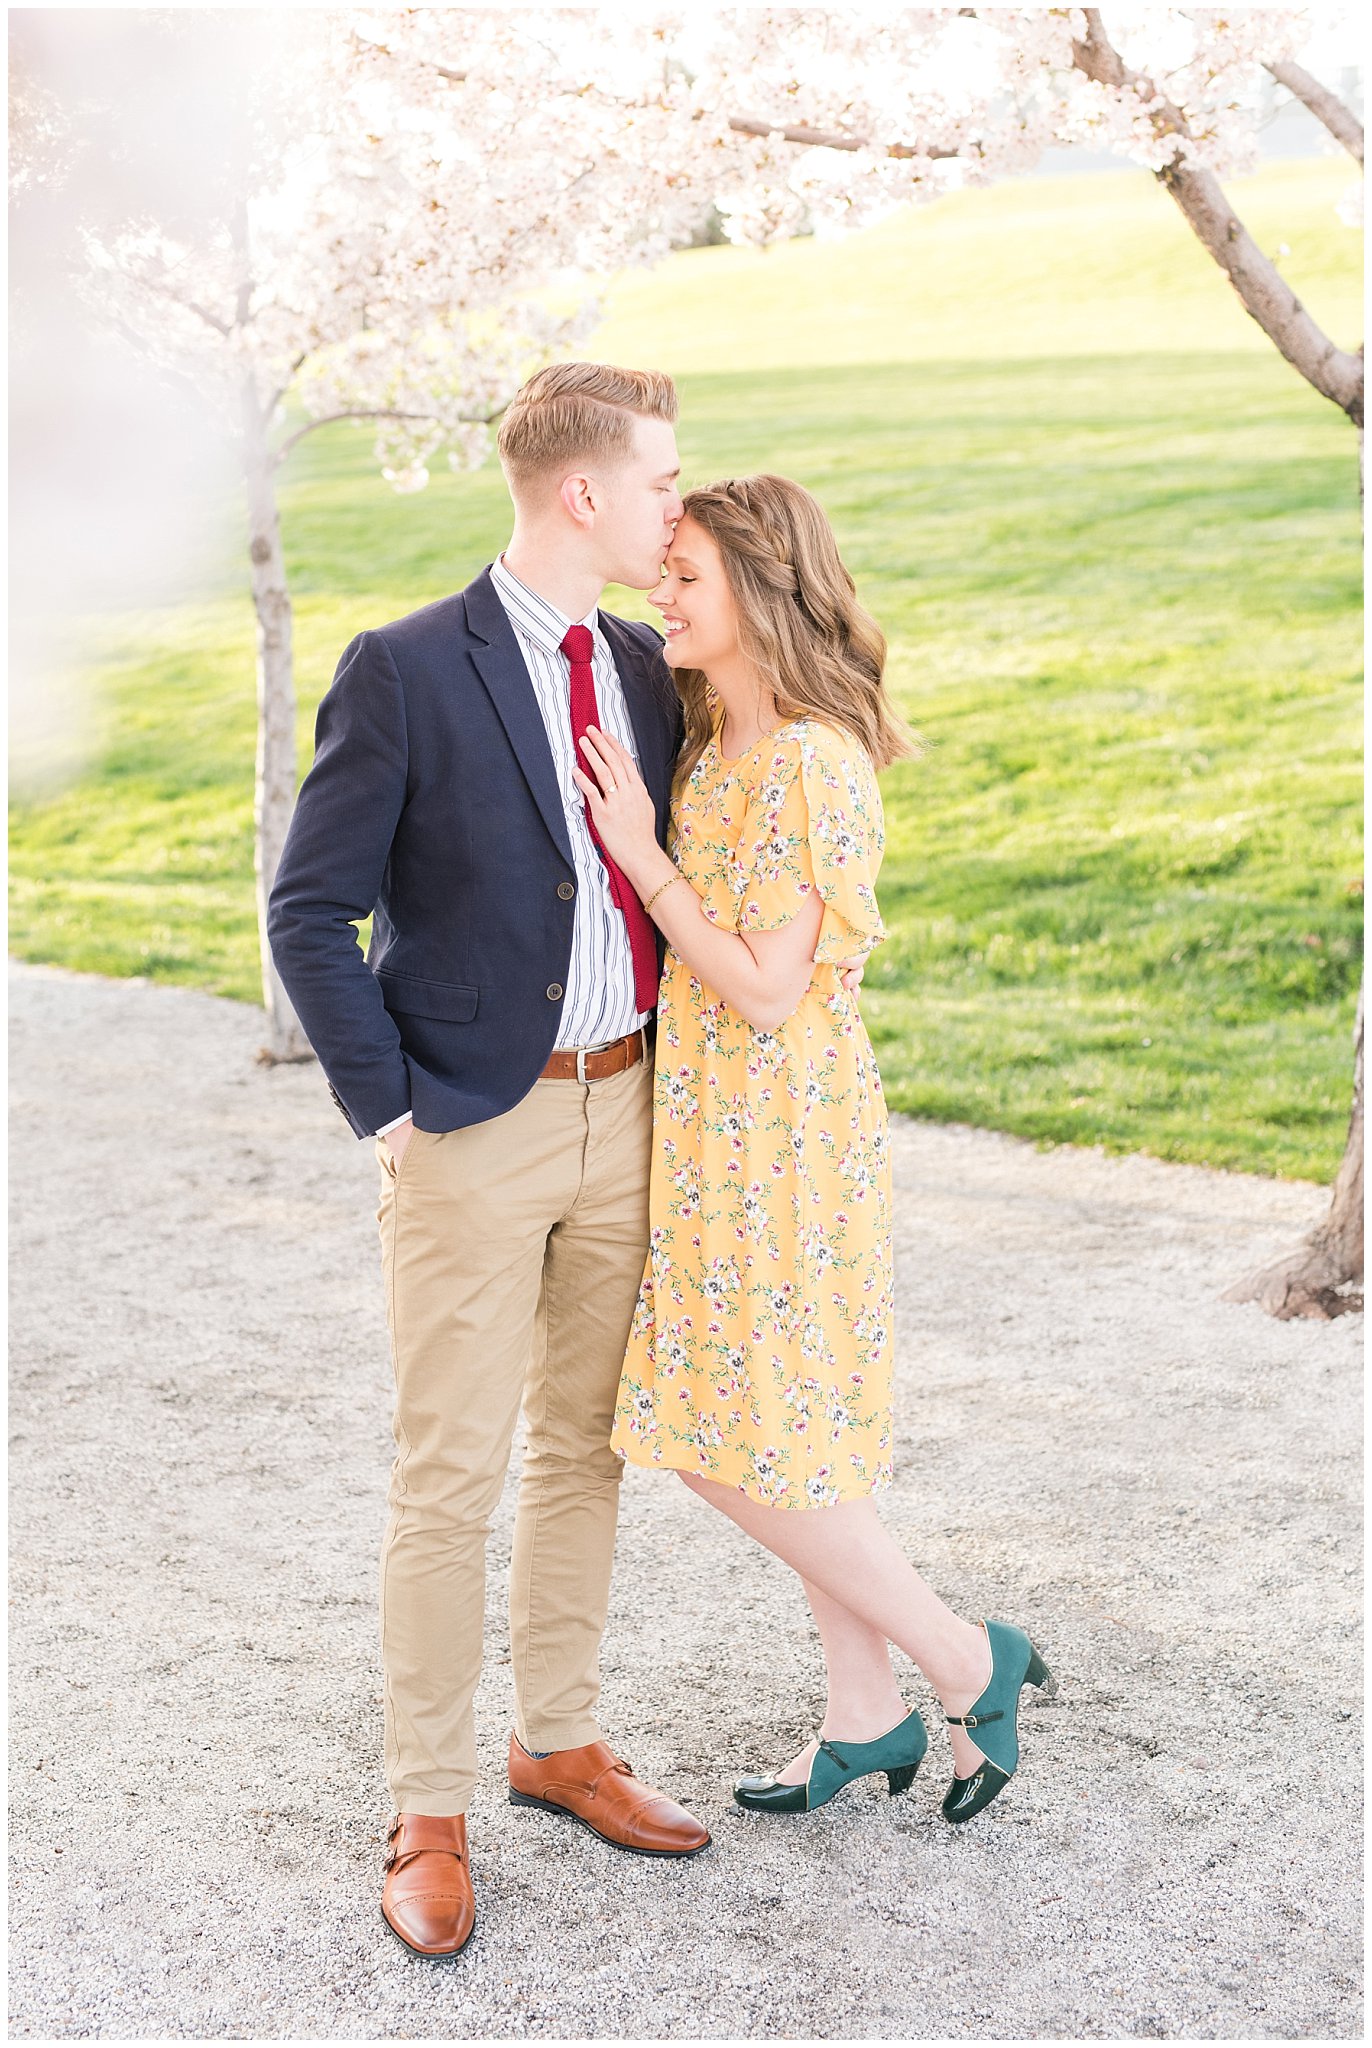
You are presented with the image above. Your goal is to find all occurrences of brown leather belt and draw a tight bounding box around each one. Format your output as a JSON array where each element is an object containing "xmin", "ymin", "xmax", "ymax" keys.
[{"xmin": 541, "ymin": 1026, "xmax": 650, "ymax": 1083}]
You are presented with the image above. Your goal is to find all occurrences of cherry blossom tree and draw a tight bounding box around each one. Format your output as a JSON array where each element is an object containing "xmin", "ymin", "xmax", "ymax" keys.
[
  {"xmin": 26, "ymin": 7, "xmax": 703, "ymax": 1058},
  {"xmin": 691, "ymin": 9, "xmax": 1360, "ymax": 422}
]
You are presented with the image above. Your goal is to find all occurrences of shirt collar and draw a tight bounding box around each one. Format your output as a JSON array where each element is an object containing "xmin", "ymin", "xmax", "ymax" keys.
[{"xmin": 490, "ymin": 553, "xmax": 600, "ymax": 660}]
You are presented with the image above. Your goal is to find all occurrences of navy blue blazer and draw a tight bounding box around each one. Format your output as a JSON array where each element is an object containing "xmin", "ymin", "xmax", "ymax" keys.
[{"xmin": 266, "ymin": 566, "xmax": 681, "ymax": 1138}]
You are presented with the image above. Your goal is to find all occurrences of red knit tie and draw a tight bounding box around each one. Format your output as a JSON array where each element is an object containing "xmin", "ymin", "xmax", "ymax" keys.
[{"xmin": 560, "ymin": 624, "xmax": 660, "ymax": 1015}]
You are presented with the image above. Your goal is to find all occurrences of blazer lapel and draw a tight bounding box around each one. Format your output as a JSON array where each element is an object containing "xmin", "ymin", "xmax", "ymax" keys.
[{"xmin": 464, "ymin": 570, "xmax": 575, "ymax": 867}]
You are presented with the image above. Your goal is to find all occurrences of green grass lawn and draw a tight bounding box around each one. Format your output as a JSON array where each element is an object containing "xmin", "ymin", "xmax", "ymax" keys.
[{"xmin": 9, "ymin": 161, "xmax": 1362, "ymax": 1179}]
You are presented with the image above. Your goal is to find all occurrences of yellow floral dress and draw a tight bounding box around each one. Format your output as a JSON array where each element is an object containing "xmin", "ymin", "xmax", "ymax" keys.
[{"xmin": 610, "ymin": 717, "xmax": 895, "ymax": 1509}]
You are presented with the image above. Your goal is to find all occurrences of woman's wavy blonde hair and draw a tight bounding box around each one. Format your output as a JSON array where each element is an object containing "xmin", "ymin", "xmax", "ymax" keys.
[{"xmin": 670, "ymin": 473, "xmax": 916, "ymax": 788}]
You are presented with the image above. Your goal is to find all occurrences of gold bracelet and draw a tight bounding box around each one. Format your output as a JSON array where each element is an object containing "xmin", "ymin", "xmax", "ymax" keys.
[{"xmin": 642, "ymin": 869, "xmax": 685, "ymax": 915}]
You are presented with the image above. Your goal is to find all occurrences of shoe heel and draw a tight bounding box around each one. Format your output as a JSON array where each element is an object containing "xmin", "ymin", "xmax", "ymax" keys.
[
  {"xmin": 886, "ymin": 1763, "xmax": 919, "ymax": 1797},
  {"xmin": 508, "ymin": 1790, "xmax": 545, "ymax": 1808},
  {"xmin": 1025, "ymin": 1647, "xmax": 1055, "ymax": 1695}
]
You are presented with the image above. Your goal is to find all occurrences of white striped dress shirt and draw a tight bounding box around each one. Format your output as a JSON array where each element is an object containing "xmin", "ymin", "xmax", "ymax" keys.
[{"xmin": 489, "ymin": 553, "xmax": 651, "ymax": 1050}]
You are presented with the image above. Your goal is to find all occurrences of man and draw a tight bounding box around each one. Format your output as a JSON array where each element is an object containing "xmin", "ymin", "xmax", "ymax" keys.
[{"xmin": 267, "ymin": 362, "xmax": 709, "ymax": 1960}]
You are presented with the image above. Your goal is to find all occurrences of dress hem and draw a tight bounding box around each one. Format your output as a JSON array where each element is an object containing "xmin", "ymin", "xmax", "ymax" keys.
[{"xmin": 614, "ymin": 1442, "xmax": 894, "ymax": 1511}]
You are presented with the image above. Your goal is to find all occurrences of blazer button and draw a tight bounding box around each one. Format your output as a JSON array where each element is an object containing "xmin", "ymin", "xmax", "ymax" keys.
[
  {"xmin": 546, "ymin": 983, "xmax": 564, "ymax": 1001},
  {"xmin": 557, "ymin": 881, "xmax": 575, "ymax": 901}
]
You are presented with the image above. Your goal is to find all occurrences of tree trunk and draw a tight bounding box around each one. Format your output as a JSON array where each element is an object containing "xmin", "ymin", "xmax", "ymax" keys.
[
  {"xmin": 1070, "ymin": 10, "xmax": 1364, "ymax": 426},
  {"xmin": 1222, "ymin": 978, "xmax": 1364, "ymax": 1319},
  {"xmin": 242, "ymin": 389, "xmax": 312, "ymax": 1063},
  {"xmin": 1265, "ymin": 58, "xmax": 1364, "ymax": 164},
  {"xmin": 1152, "ymin": 156, "xmax": 1364, "ymax": 426},
  {"xmin": 1064, "ymin": 12, "xmax": 1365, "ymax": 1320},
  {"xmin": 1094, "ymin": 74, "xmax": 1364, "ymax": 1313}
]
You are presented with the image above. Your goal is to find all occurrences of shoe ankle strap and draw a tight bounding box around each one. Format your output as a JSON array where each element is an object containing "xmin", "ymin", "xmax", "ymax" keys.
[{"xmin": 944, "ymin": 1709, "xmax": 1004, "ymax": 1729}]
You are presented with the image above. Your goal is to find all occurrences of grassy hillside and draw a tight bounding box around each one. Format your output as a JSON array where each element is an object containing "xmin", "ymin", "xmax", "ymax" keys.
[
  {"xmin": 591, "ymin": 157, "xmax": 1362, "ymax": 369},
  {"xmin": 9, "ymin": 161, "xmax": 1362, "ymax": 1177}
]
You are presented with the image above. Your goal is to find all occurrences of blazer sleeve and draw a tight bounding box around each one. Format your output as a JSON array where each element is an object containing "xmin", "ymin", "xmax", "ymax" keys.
[{"xmin": 266, "ymin": 630, "xmax": 412, "ymax": 1137}]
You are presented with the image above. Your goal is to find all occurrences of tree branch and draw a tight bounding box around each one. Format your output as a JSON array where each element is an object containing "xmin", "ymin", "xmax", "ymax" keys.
[
  {"xmin": 1264, "ymin": 57, "xmax": 1363, "ymax": 166},
  {"xmin": 261, "ymin": 357, "xmax": 311, "ymax": 426},
  {"xmin": 181, "ymin": 298, "xmax": 233, "ymax": 336},
  {"xmin": 106, "ymin": 315, "xmax": 211, "ymax": 409},
  {"xmin": 356, "ymin": 31, "xmax": 972, "ymax": 161},
  {"xmin": 272, "ymin": 403, "xmax": 506, "ymax": 467},
  {"xmin": 726, "ymin": 114, "xmax": 964, "ymax": 161},
  {"xmin": 1072, "ymin": 10, "xmax": 1363, "ymax": 426},
  {"xmin": 135, "ymin": 282, "xmax": 232, "ymax": 336}
]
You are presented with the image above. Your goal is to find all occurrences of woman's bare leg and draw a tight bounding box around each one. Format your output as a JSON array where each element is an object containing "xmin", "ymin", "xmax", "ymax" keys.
[
  {"xmin": 772, "ymin": 1577, "xmax": 911, "ymax": 1785},
  {"xmin": 679, "ymin": 1473, "xmax": 993, "ymax": 1776}
]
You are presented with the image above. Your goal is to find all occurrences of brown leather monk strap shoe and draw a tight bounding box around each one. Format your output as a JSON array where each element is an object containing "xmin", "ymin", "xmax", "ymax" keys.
[
  {"xmin": 507, "ymin": 1735, "xmax": 710, "ymax": 1858},
  {"xmin": 380, "ymin": 1812, "xmax": 476, "ymax": 1957}
]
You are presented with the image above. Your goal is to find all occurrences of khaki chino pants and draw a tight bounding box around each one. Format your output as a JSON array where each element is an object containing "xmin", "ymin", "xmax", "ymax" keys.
[{"xmin": 375, "ymin": 1058, "xmax": 653, "ymax": 1816}]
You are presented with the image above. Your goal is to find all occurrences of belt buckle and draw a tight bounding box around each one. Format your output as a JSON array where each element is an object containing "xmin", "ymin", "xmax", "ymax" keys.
[
  {"xmin": 575, "ymin": 1037, "xmax": 614, "ymax": 1083},
  {"xmin": 572, "ymin": 1029, "xmax": 643, "ymax": 1083}
]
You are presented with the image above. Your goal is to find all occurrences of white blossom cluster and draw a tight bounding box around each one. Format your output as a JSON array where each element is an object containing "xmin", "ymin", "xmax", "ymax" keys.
[
  {"xmin": 697, "ymin": 6, "xmax": 1345, "ymax": 240},
  {"xmin": 78, "ymin": 9, "xmax": 711, "ymax": 485}
]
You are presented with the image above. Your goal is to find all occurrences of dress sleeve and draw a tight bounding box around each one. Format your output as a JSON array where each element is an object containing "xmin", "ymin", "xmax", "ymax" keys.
[{"xmin": 733, "ymin": 726, "xmax": 886, "ymax": 963}]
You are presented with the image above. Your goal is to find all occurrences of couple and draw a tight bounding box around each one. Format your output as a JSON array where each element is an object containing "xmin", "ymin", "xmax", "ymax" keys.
[{"xmin": 267, "ymin": 361, "xmax": 1051, "ymax": 1960}]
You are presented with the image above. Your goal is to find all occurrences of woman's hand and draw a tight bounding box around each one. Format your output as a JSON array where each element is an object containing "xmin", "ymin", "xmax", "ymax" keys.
[{"xmin": 571, "ymin": 726, "xmax": 660, "ymax": 881}]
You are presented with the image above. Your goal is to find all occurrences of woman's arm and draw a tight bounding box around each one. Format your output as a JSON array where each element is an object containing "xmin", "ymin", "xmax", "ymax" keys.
[
  {"xmin": 573, "ymin": 726, "xmax": 825, "ymax": 1034},
  {"xmin": 654, "ymin": 868, "xmax": 823, "ymax": 1034}
]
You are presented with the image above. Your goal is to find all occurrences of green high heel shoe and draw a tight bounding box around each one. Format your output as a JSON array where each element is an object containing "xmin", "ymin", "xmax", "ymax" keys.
[
  {"xmin": 942, "ymin": 1618, "xmax": 1054, "ymax": 1824},
  {"xmin": 733, "ymin": 1707, "xmax": 928, "ymax": 1814}
]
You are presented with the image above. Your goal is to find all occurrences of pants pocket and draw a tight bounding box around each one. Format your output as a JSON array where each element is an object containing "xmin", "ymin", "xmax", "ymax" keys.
[{"xmin": 377, "ymin": 1128, "xmax": 428, "ymax": 1186}]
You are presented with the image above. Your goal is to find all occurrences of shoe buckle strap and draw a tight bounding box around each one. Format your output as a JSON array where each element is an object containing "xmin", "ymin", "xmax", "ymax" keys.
[
  {"xmin": 384, "ymin": 1843, "xmax": 466, "ymax": 1875},
  {"xmin": 817, "ymin": 1739, "xmax": 851, "ymax": 1771},
  {"xmin": 385, "ymin": 1815, "xmax": 466, "ymax": 1866},
  {"xmin": 586, "ymin": 1756, "xmax": 635, "ymax": 1800},
  {"xmin": 945, "ymin": 1709, "xmax": 1005, "ymax": 1729}
]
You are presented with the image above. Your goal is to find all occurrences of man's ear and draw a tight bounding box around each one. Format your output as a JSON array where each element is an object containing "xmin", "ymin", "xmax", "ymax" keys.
[{"xmin": 559, "ymin": 473, "xmax": 596, "ymax": 529}]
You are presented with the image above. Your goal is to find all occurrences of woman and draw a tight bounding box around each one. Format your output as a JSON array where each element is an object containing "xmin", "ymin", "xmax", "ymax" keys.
[{"xmin": 572, "ymin": 475, "xmax": 1052, "ymax": 1821}]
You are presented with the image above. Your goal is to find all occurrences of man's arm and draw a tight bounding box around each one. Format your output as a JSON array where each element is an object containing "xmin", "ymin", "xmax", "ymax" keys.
[{"xmin": 266, "ymin": 630, "xmax": 413, "ymax": 1139}]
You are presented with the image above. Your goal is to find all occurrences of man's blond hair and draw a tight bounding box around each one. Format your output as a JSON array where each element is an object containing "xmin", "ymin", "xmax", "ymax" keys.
[{"xmin": 497, "ymin": 361, "xmax": 678, "ymax": 492}]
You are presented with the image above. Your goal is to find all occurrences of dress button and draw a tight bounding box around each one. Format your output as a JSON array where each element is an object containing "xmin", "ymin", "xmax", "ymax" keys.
[
  {"xmin": 546, "ymin": 983, "xmax": 564, "ymax": 1001},
  {"xmin": 557, "ymin": 881, "xmax": 575, "ymax": 901}
]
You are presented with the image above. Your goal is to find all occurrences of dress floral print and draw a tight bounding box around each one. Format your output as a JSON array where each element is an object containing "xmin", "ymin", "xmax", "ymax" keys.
[{"xmin": 611, "ymin": 718, "xmax": 895, "ymax": 1509}]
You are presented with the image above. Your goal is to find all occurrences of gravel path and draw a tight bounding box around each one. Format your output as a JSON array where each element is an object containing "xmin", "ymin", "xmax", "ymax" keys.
[{"xmin": 8, "ymin": 960, "xmax": 1363, "ymax": 2040}]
